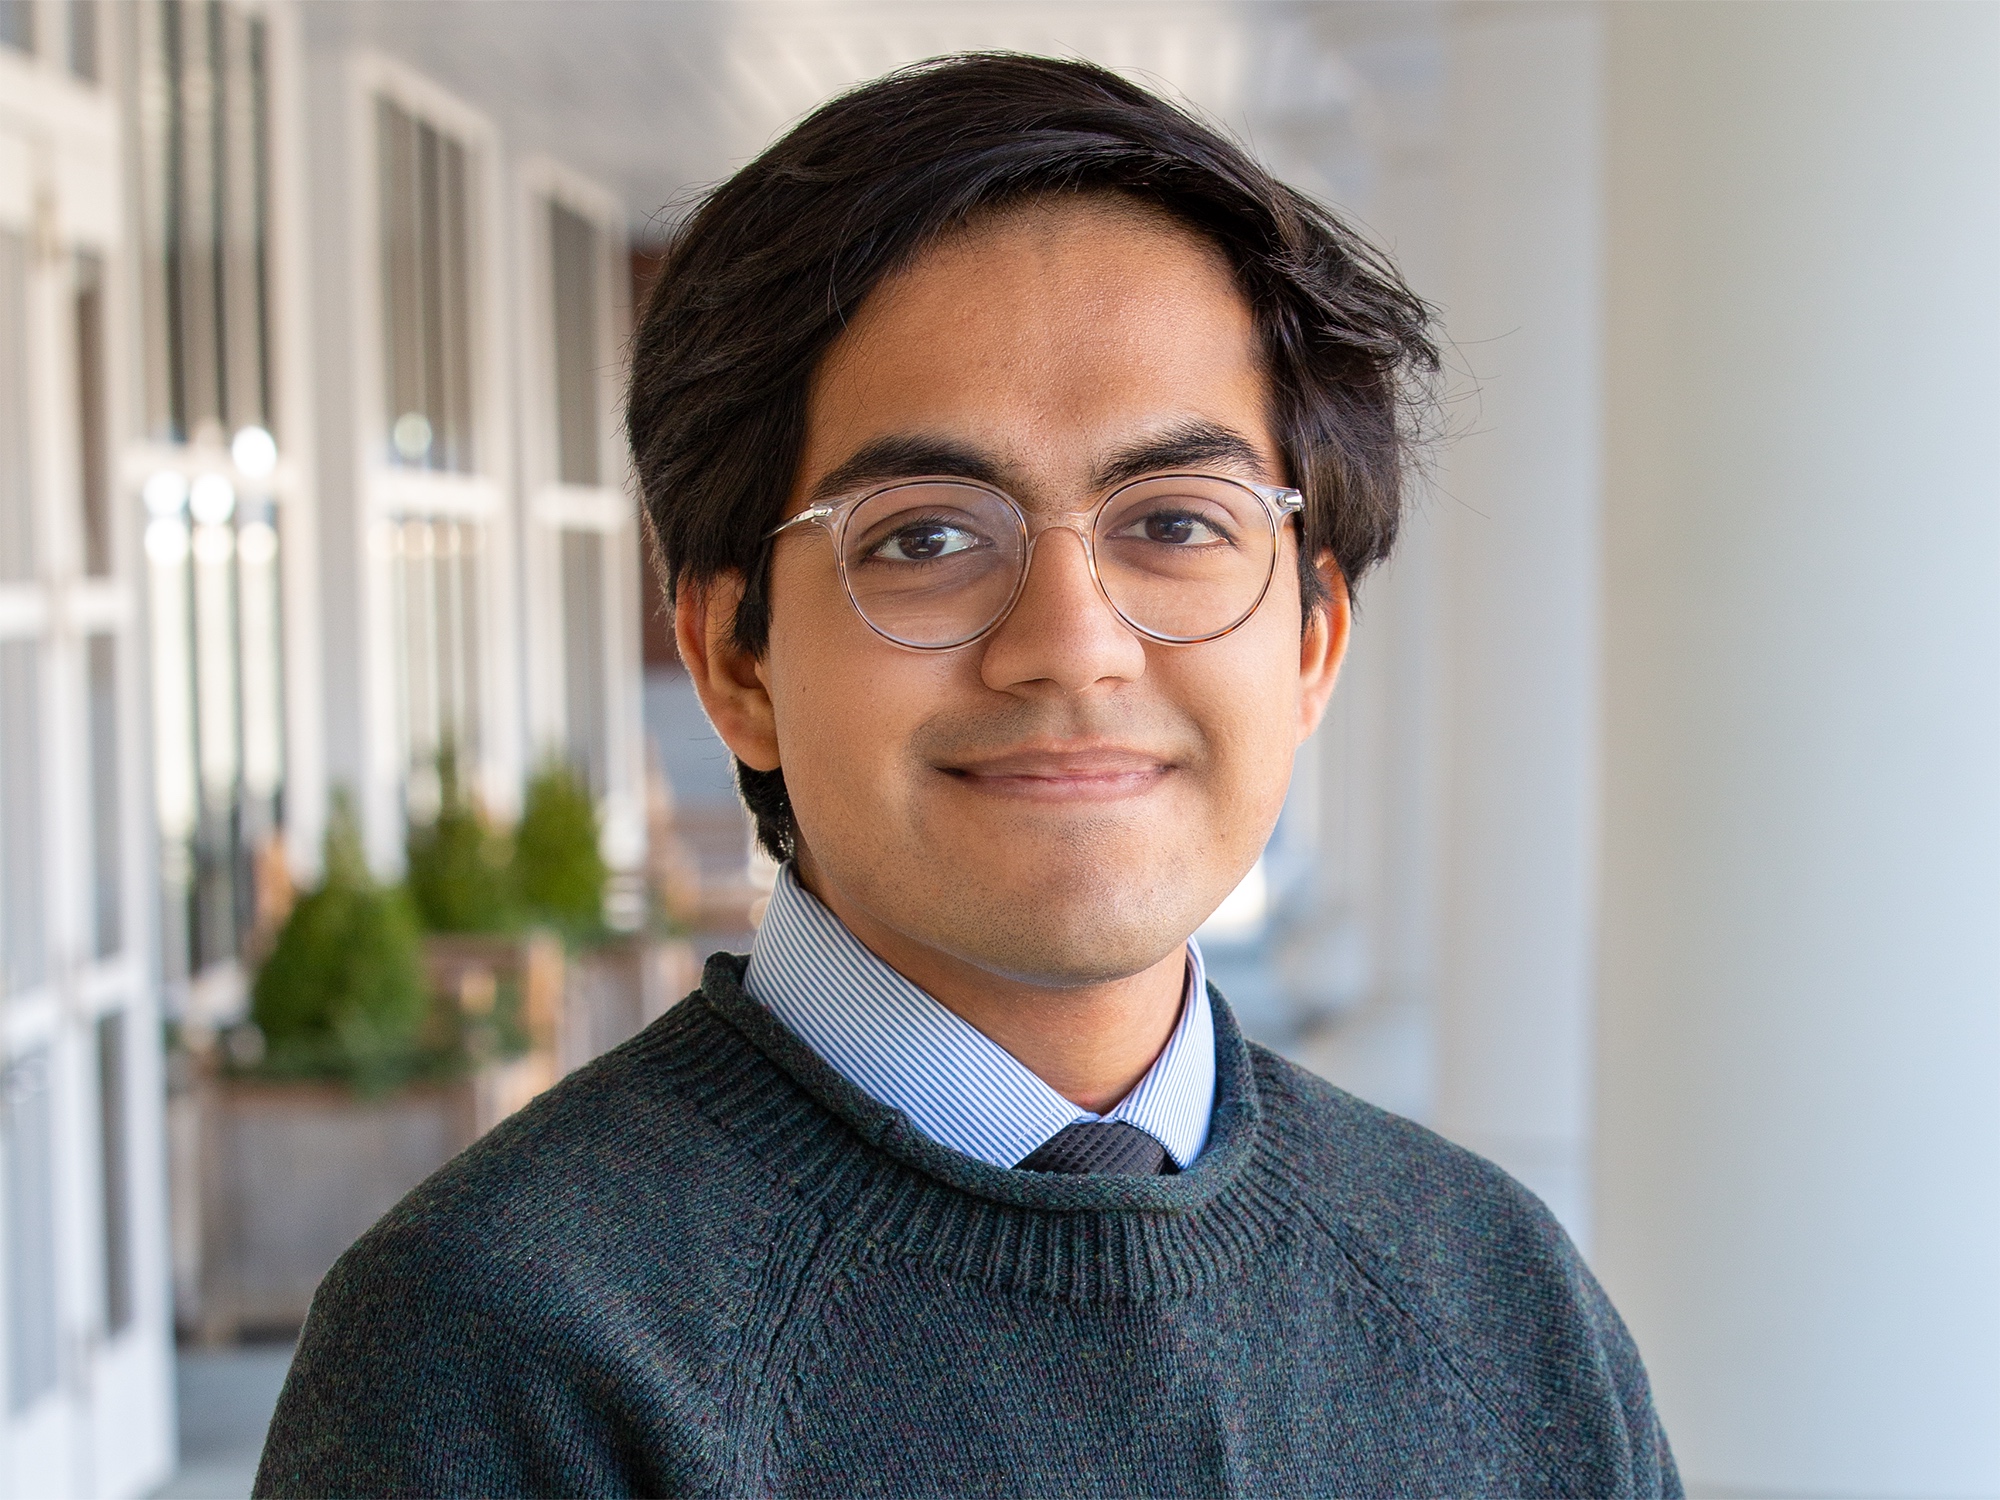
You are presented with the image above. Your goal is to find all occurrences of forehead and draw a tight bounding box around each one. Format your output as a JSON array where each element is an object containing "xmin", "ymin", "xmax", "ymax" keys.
[{"xmin": 798, "ymin": 198, "xmax": 1274, "ymax": 498}]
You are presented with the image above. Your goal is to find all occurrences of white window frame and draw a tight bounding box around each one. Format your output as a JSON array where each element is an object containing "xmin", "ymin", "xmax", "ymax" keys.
[
  {"xmin": 118, "ymin": 0, "xmax": 322, "ymax": 1002},
  {"xmin": 262, "ymin": 0, "xmax": 324, "ymax": 884},
  {"xmin": 347, "ymin": 53, "xmax": 520, "ymax": 866},
  {"xmin": 0, "ymin": 19, "xmax": 173, "ymax": 1497},
  {"xmin": 513, "ymin": 154, "xmax": 643, "ymax": 878}
]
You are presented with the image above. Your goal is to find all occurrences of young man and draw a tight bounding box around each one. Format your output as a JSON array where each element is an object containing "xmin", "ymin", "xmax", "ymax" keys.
[{"xmin": 259, "ymin": 55, "xmax": 1677, "ymax": 1498}]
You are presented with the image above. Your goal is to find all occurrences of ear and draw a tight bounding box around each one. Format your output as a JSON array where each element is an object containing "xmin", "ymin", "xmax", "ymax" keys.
[
  {"xmin": 675, "ymin": 572, "xmax": 782, "ymax": 773},
  {"xmin": 1295, "ymin": 551, "xmax": 1350, "ymax": 744}
]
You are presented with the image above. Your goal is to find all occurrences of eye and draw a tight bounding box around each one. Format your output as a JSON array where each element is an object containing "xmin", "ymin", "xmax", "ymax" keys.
[
  {"xmin": 868, "ymin": 518, "xmax": 984, "ymax": 563},
  {"xmin": 1111, "ymin": 509, "xmax": 1234, "ymax": 548}
]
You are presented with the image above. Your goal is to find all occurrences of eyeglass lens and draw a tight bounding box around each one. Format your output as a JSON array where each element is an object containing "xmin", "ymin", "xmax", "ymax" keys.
[{"xmin": 839, "ymin": 477, "xmax": 1281, "ymax": 648}]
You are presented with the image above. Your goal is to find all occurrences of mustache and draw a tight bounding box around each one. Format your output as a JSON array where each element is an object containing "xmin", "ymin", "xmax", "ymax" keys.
[{"xmin": 907, "ymin": 698, "xmax": 1205, "ymax": 768}]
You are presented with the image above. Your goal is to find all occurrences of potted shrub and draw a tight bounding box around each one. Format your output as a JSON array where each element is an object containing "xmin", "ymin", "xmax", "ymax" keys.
[
  {"xmin": 405, "ymin": 740, "xmax": 520, "ymax": 937},
  {"xmin": 403, "ymin": 746, "xmax": 564, "ymax": 1137},
  {"xmin": 181, "ymin": 798, "xmax": 522, "ymax": 1342},
  {"xmin": 514, "ymin": 757, "xmax": 695, "ymax": 1068},
  {"xmin": 251, "ymin": 796, "xmax": 432, "ymax": 1093},
  {"xmin": 514, "ymin": 758, "xmax": 609, "ymax": 939}
]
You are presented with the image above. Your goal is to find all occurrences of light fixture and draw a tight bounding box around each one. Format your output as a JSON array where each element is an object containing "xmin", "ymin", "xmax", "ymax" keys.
[
  {"xmin": 237, "ymin": 520, "xmax": 279, "ymax": 567},
  {"xmin": 143, "ymin": 470, "xmax": 189, "ymax": 517},
  {"xmin": 392, "ymin": 411, "xmax": 434, "ymax": 462},
  {"xmin": 144, "ymin": 517, "xmax": 189, "ymax": 566},
  {"xmin": 230, "ymin": 424, "xmax": 278, "ymax": 479},
  {"xmin": 189, "ymin": 473, "xmax": 237, "ymax": 527},
  {"xmin": 191, "ymin": 523, "xmax": 236, "ymax": 566}
]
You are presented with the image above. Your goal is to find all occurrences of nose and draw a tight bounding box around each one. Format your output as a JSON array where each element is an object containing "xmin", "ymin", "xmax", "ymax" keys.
[{"xmin": 977, "ymin": 523, "xmax": 1147, "ymax": 694}]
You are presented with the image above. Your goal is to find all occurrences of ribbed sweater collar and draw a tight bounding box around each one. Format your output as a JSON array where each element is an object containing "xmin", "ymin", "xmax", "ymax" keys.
[{"xmin": 680, "ymin": 954, "xmax": 1301, "ymax": 1303}]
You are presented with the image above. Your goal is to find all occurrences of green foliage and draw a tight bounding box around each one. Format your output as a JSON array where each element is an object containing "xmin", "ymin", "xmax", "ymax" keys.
[
  {"xmin": 251, "ymin": 793, "xmax": 432, "ymax": 1095},
  {"xmin": 405, "ymin": 742, "xmax": 519, "ymax": 934},
  {"xmin": 514, "ymin": 759, "xmax": 607, "ymax": 938}
]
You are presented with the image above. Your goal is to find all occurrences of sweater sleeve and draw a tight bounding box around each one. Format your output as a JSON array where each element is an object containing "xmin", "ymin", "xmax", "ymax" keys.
[
  {"xmin": 1370, "ymin": 1167, "xmax": 1683, "ymax": 1498},
  {"xmin": 1577, "ymin": 1259, "xmax": 1684, "ymax": 1500},
  {"xmin": 1262, "ymin": 1051, "xmax": 1683, "ymax": 1499},
  {"xmin": 253, "ymin": 1214, "xmax": 646, "ymax": 1499}
]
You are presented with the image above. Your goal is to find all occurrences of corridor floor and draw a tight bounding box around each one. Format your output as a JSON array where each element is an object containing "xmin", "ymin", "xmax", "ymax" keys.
[{"xmin": 151, "ymin": 1344, "xmax": 293, "ymax": 1500}]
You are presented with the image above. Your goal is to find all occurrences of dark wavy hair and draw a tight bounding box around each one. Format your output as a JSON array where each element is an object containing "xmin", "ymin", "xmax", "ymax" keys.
[{"xmin": 628, "ymin": 53, "xmax": 1439, "ymax": 861}]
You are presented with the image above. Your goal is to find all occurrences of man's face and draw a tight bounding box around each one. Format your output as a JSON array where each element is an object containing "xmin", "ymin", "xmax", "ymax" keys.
[{"xmin": 734, "ymin": 199, "xmax": 1344, "ymax": 988}]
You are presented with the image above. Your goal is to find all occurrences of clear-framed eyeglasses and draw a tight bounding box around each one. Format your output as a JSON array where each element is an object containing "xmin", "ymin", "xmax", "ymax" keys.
[{"xmin": 766, "ymin": 472, "xmax": 1305, "ymax": 651}]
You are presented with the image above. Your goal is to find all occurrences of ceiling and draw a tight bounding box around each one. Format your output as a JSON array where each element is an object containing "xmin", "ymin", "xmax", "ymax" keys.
[{"xmin": 305, "ymin": 0, "xmax": 1444, "ymax": 238}]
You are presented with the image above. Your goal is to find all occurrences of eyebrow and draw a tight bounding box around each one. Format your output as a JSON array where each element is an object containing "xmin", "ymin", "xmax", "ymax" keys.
[
  {"xmin": 1089, "ymin": 421, "xmax": 1274, "ymax": 492},
  {"xmin": 807, "ymin": 436, "xmax": 1007, "ymax": 503},
  {"xmin": 806, "ymin": 419, "xmax": 1275, "ymax": 506}
]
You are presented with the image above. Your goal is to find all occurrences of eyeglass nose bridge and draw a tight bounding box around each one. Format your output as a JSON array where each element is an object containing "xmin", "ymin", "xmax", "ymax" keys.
[
  {"xmin": 1019, "ymin": 507, "xmax": 1108, "ymax": 565},
  {"xmin": 997, "ymin": 509, "xmax": 1124, "ymax": 635}
]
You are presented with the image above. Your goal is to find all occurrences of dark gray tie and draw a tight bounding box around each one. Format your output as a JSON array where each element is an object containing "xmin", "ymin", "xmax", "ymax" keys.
[{"xmin": 1015, "ymin": 1120, "xmax": 1174, "ymax": 1175}]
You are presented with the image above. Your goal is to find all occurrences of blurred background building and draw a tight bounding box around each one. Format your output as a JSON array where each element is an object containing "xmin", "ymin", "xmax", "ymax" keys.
[{"xmin": 0, "ymin": 2, "xmax": 1993, "ymax": 1496}]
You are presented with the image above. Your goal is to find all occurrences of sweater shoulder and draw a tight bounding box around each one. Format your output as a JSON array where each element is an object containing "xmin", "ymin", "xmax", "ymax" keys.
[
  {"xmin": 1247, "ymin": 1040, "xmax": 1588, "ymax": 1311},
  {"xmin": 259, "ymin": 997, "xmax": 796, "ymax": 1496},
  {"xmin": 343, "ymin": 994, "xmax": 797, "ymax": 1279},
  {"xmin": 1247, "ymin": 1043, "xmax": 1677, "ymax": 1493},
  {"xmin": 284, "ymin": 994, "xmax": 813, "ymax": 1391},
  {"xmin": 1248, "ymin": 1042, "xmax": 1556, "ymax": 1249}
]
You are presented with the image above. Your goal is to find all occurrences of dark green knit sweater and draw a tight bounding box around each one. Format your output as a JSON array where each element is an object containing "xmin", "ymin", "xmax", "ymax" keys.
[{"xmin": 256, "ymin": 954, "xmax": 1679, "ymax": 1499}]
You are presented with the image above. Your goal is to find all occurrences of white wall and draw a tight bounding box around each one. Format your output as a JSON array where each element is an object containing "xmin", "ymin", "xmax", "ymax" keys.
[
  {"xmin": 1287, "ymin": 13, "xmax": 1449, "ymax": 1128},
  {"xmin": 1593, "ymin": 4, "xmax": 2000, "ymax": 1493},
  {"xmin": 1427, "ymin": 4, "xmax": 1605, "ymax": 1247},
  {"xmin": 296, "ymin": 24, "xmax": 371, "ymax": 866}
]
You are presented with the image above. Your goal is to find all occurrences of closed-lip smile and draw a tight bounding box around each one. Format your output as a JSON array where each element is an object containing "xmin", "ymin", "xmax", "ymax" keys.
[{"xmin": 938, "ymin": 744, "xmax": 1175, "ymax": 800}]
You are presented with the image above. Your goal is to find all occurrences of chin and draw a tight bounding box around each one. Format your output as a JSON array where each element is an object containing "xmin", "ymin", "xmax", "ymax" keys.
[{"xmin": 922, "ymin": 845, "xmax": 1213, "ymax": 987}]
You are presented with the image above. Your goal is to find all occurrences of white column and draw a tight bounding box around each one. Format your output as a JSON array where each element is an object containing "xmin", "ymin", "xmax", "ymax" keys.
[
  {"xmin": 1286, "ymin": 12, "xmax": 1450, "ymax": 1129},
  {"xmin": 1593, "ymin": 4, "xmax": 2000, "ymax": 1494},
  {"xmin": 1430, "ymin": 5, "xmax": 1604, "ymax": 1246}
]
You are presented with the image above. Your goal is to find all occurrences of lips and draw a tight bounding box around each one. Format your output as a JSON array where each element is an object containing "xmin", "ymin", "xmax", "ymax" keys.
[{"xmin": 939, "ymin": 744, "xmax": 1175, "ymax": 800}]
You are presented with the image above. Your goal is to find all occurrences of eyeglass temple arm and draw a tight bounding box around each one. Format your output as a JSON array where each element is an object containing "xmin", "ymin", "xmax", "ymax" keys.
[{"xmin": 765, "ymin": 504, "xmax": 837, "ymax": 541}]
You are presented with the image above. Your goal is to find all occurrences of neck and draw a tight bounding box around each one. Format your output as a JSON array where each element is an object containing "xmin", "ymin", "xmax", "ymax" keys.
[{"xmin": 791, "ymin": 859, "xmax": 1187, "ymax": 1114}]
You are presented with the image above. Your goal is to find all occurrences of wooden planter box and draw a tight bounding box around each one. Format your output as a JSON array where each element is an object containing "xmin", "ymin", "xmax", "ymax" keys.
[
  {"xmin": 561, "ymin": 934, "xmax": 699, "ymax": 1073},
  {"xmin": 170, "ymin": 934, "xmax": 696, "ymax": 1342},
  {"xmin": 173, "ymin": 1072, "xmax": 470, "ymax": 1343}
]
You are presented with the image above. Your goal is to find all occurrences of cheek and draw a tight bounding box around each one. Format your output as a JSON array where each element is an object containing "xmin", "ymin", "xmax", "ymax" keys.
[
  {"xmin": 1178, "ymin": 625, "xmax": 1306, "ymax": 818},
  {"xmin": 762, "ymin": 562, "xmax": 949, "ymax": 823},
  {"xmin": 771, "ymin": 657, "xmax": 926, "ymax": 772}
]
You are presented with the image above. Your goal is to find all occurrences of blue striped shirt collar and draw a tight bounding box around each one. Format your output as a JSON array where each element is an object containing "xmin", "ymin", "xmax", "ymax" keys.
[{"xmin": 743, "ymin": 864, "xmax": 1215, "ymax": 1170}]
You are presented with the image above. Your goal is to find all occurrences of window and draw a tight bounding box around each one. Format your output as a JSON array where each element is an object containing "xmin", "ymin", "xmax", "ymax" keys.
[
  {"xmin": 4, "ymin": 0, "xmax": 172, "ymax": 1462},
  {"xmin": 68, "ymin": 0, "xmax": 97, "ymax": 82},
  {"xmin": 86, "ymin": 634, "xmax": 123, "ymax": 959},
  {"xmin": 0, "ymin": 232, "xmax": 45, "ymax": 1003},
  {"xmin": 134, "ymin": 0, "xmax": 287, "ymax": 982},
  {"xmin": 550, "ymin": 202, "xmax": 599, "ymax": 487},
  {"xmin": 0, "ymin": 229, "xmax": 29, "ymax": 583},
  {"xmin": 96, "ymin": 1013, "xmax": 132, "ymax": 1335},
  {"xmin": 75, "ymin": 253, "xmax": 111, "ymax": 575},
  {"xmin": 0, "ymin": 2, "xmax": 34, "ymax": 56},
  {"xmin": 3, "ymin": 1050, "xmax": 57, "ymax": 1411},
  {"xmin": 0, "ymin": 643, "xmax": 43, "ymax": 1000},
  {"xmin": 521, "ymin": 170, "xmax": 640, "ymax": 882},
  {"xmin": 136, "ymin": 0, "xmax": 274, "ymax": 446},
  {"xmin": 142, "ymin": 483, "xmax": 286, "ymax": 976},
  {"xmin": 362, "ymin": 70, "xmax": 499, "ymax": 823},
  {"xmin": 378, "ymin": 97, "xmax": 474, "ymax": 472},
  {"xmin": 383, "ymin": 515, "xmax": 483, "ymax": 799},
  {"xmin": 560, "ymin": 530, "xmax": 609, "ymax": 796},
  {"xmin": 163, "ymin": 480, "xmax": 285, "ymax": 979}
]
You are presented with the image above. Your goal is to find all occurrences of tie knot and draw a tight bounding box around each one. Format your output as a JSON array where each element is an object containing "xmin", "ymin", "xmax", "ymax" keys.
[{"xmin": 1015, "ymin": 1120, "xmax": 1172, "ymax": 1176}]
